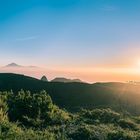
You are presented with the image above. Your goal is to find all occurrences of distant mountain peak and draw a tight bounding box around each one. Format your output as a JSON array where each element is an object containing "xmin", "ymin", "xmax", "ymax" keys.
[
  {"xmin": 41, "ymin": 75, "xmax": 48, "ymax": 82},
  {"xmin": 5, "ymin": 63, "xmax": 22, "ymax": 67},
  {"xmin": 51, "ymin": 77, "xmax": 83, "ymax": 83}
]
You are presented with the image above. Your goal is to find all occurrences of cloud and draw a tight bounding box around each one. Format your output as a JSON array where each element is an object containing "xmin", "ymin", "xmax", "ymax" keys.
[
  {"xmin": 15, "ymin": 36, "xmax": 39, "ymax": 41},
  {"xmin": 101, "ymin": 5, "xmax": 118, "ymax": 12}
]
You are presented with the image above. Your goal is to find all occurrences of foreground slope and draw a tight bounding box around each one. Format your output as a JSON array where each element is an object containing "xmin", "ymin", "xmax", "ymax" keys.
[{"xmin": 1, "ymin": 90, "xmax": 140, "ymax": 140}]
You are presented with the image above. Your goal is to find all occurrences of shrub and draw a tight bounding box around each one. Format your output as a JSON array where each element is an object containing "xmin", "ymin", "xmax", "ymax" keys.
[
  {"xmin": 7, "ymin": 90, "xmax": 70, "ymax": 128},
  {"xmin": 107, "ymin": 130, "xmax": 136, "ymax": 140},
  {"xmin": 118, "ymin": 119, "xmax": 138, "ymax": 130},
  {"xmin": 0, "ymin": 97, "xmax": 8, "ymax": 122},
  {"xmin": 79, "ymin": 108, "xmax": 120, "ymax": 124},
  {"xmin": 0, "ymin": 121, "xmax": 23, "ymax": 139}
]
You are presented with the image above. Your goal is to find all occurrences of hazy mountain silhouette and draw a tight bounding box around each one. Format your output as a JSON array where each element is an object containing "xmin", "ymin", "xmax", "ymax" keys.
[
  {"xmin": 5, "ymin": 63, "xmax": 22, "ymax": 67},
  {"xmin": 51, "ymin": 77, "xmax": 83, "ymax": 83},
  {"xmin": 5, "ymin": 63, "xmax": 37, "ymax": 68}
]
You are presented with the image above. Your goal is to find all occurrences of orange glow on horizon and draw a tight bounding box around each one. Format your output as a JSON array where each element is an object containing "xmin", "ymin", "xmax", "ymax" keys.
[{"xmin": 1, "ymin": 64, "xmax": 140, "ymax": 83}]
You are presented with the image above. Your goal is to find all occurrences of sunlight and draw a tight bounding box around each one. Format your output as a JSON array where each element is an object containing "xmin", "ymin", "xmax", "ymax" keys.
[{"xmin": 136, "ymin": 59, "xmax": 140, "ymax": 68}]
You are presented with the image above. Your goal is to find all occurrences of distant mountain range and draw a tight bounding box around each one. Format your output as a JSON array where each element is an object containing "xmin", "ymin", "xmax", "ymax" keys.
[
  {"xmin": 5, "ymin": 63, "xmax": 22, "ymax": 67},
  {"xmin": 4, "ymin": 63, "xmax": 84, "ymax": 83},
  {"xmin": 5, "ymin": 63, "xmax": 37, "ymax": 68},
  {"xmin": 51, "ymin": 77, "xmax": 83, "ymax": 83}
]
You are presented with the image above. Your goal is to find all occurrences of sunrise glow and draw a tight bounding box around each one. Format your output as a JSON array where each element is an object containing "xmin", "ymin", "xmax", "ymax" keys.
[{"xmin": 1, "ymin": 0, "xmax": 140, "ymax": 82}]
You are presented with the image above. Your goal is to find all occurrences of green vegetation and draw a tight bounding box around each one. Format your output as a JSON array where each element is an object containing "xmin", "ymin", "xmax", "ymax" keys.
[
  {"xmin": 1, "ymin": 73, "xmax": 140, "ymax": 115},
  {"xmin": 1, "ymin": 90, "xmax": 140, "ymax": 140},
  {"xmin": 1, "ymin": 74, "xmax": 140, "ymax": 139}
]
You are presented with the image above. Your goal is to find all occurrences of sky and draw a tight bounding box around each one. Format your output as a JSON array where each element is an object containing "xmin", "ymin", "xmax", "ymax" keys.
[{"xmin": 1, "ymin": 0, "xmax": 140, "ymax": 82}]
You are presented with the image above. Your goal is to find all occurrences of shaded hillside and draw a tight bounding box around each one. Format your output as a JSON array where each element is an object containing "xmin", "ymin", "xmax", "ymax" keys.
[{"xmin": 0, "ymin": 73, "xmax": 140, "ymax": 114}]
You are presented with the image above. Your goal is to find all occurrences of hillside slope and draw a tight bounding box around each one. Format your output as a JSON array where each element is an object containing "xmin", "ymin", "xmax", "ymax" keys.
[{"xmin": 0, "ymin": 73, "xmax": 140, "ymax": 114}]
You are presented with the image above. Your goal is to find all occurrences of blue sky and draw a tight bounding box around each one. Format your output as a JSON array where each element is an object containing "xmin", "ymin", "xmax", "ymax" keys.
[{"xmin": 1, "ymin": 0, "xmax": 140, "ymax": 81}]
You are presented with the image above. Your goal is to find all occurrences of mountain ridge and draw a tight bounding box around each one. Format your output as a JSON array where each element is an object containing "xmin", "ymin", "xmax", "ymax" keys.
[
  {"xmin": 51, "ymin": 77, "xmax": 83, "ymax": 83},
  {"xmin": 0, "ymin": 73, "xmax": 140, "ymax": 114}
]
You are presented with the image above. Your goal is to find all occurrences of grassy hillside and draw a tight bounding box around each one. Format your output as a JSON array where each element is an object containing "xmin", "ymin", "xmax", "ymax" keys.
[
  {"xmin": 1, "ymin": 90, "xmax": 140, "ymax": 140},
  {"xmin": 0, "ymin": 73, "xmax": 140, "ymax": 114}
]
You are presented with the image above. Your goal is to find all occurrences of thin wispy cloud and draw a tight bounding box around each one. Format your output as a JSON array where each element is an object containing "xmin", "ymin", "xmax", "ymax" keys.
[
  {"xmin": 101, "ymin": 5, "xmax": 118, "ymax": 12},
  {"xmin": 15, "ymin": 36, "xmax": 39, "ymax": 41}
]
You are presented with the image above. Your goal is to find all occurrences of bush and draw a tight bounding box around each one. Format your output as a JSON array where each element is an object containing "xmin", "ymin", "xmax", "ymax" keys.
[
  {"xmin": 0, "ymin": 97, "xmax": 8, "ymax": 122},
  {"xmin": 79, "ymin": 108, "xmax": 120, "ymax": 124},
  {"xmin": 107, "ymin": 130, "xmax": 136, "ymax": 140},
  {"xmin": 69, "ymin": 126, "xmax": 98, "ymax": 140},
  {"xmin": 0, "ymin": 121, "xmax": 23, "ymax": 139},
  {"xmin": 7, "ymin": 90, "xmax": 70, "ymax": 128},
  {"xmin": 118, "ymin": 119, "xmax": 138, "ymax": 131}
]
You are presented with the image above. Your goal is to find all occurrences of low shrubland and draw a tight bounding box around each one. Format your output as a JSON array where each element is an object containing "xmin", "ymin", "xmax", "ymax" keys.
[{"xmin": 1, "ymin": 90, "xmax": 140, "ymax": 140}]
